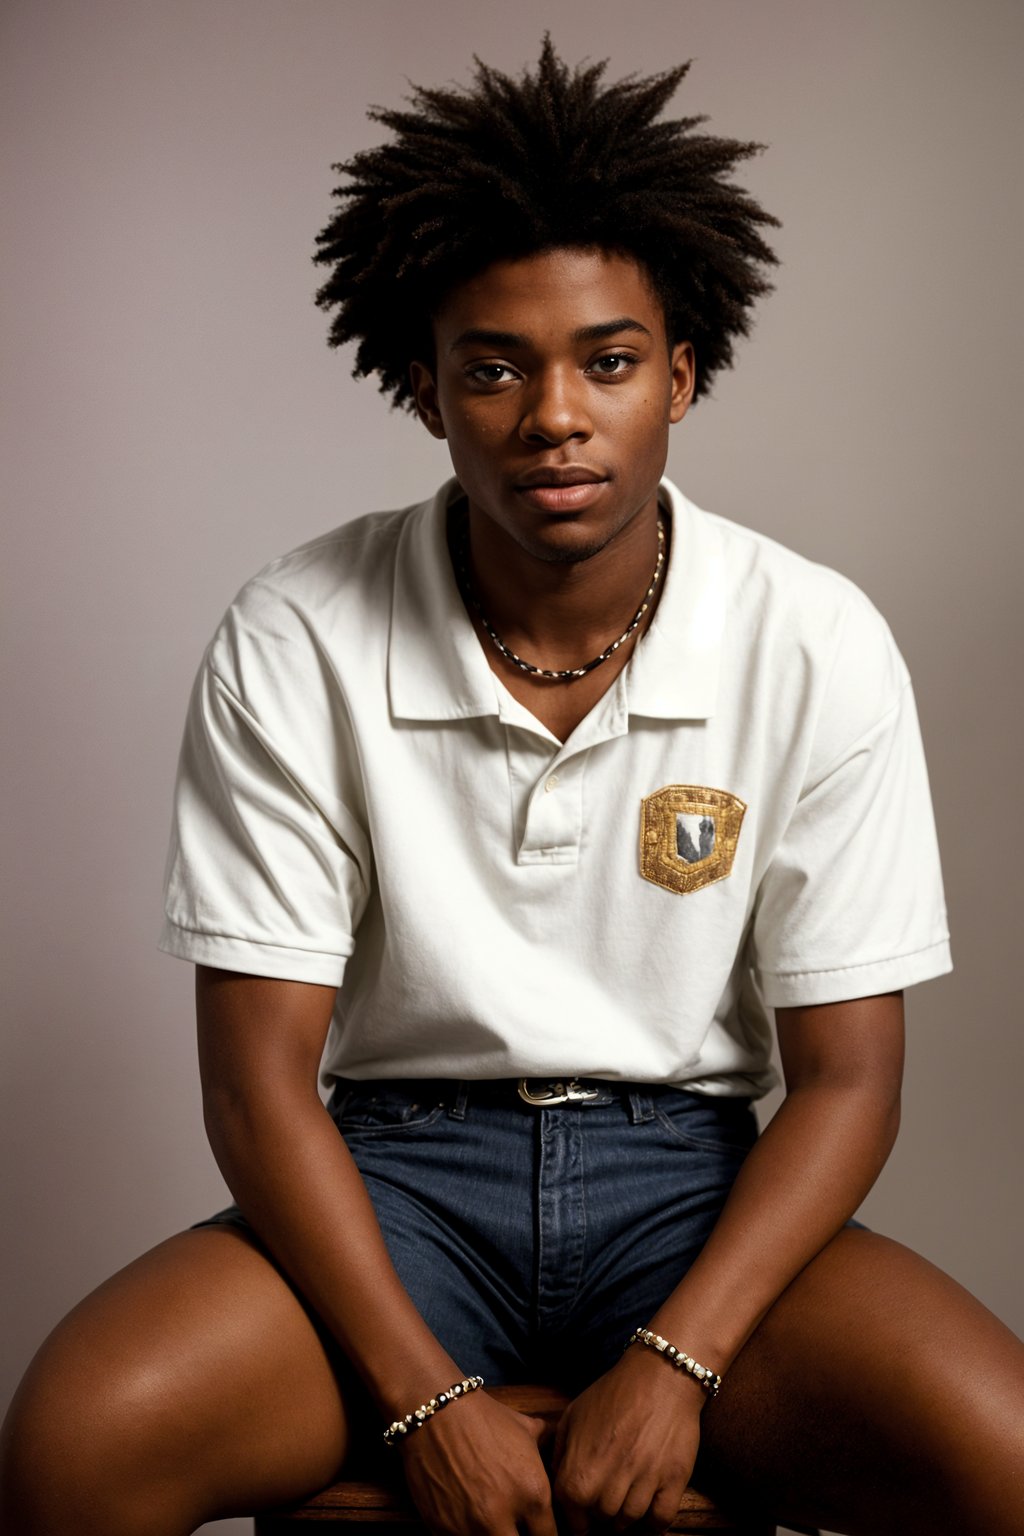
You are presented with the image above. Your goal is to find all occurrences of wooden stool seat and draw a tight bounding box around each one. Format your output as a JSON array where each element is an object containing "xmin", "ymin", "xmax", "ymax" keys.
[{"xmin": 254, "ymin": 1386, "xmax": 778, "ymax": 1534}]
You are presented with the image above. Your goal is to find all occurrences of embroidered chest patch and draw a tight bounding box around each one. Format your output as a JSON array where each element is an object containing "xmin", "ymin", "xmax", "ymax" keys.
[{"xmin": 640, "ymin": 784, "xmax": 746, "ymax": 895}]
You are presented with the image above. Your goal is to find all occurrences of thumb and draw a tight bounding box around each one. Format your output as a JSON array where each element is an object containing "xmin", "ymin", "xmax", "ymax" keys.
[
  {"xmin": 549, "ymin": 1407, "xmax": 571, "ymax": 1474},
  {"xmin": 523, "ymin": 1410, "xmax": 557, "ymax": 1457}
]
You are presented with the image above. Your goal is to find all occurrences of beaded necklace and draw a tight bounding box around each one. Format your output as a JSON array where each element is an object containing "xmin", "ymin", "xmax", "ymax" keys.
[{"xmin": 453, "ymin": 510, "xmax": 666, "ymax": 682}]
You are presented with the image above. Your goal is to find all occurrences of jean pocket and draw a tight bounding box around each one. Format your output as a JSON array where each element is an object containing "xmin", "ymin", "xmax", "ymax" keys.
[
  {"xmin": 329, "ymin": 1085, "xmax": 448, "ymax": 1138},
  {"xmin": 652, "ymin": 1091, "xmax": 757, "ymax": 1157}
]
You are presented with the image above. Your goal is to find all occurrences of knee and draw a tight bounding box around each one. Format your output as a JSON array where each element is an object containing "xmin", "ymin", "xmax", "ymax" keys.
[
  {"xmin": 0, "ymin": 1334, "xmax": 195, "ymax": 1536},
  {"xmin": 2, "ymin": 1352, "xmax": 102, "ymax": 1533},
  {"xmin": 935, "ymin": 1385, "xmax": 1024, "ymax": 1536}
]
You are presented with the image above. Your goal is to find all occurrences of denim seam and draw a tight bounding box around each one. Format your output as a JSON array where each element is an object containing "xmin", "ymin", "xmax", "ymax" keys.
[
  {"xmin": 535, "ymin": 1112, "xmax": 590, "ymax": 1332},
  {"xmin": 565, "ymin": 1111, "xmax": 589, "ymax": 1319},
  {"xmin": 651, "ymin": 1106, "xmax": 753, "ymax": 1156},
  {"xmin": 335, "ymin": 1104, "xmax": 447, "ymax": 1138}
]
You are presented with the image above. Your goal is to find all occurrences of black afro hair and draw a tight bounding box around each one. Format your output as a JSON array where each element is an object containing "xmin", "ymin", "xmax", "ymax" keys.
[{"xmin": 314, "ymin": 38, "xmax": 779, "ymax": 408}]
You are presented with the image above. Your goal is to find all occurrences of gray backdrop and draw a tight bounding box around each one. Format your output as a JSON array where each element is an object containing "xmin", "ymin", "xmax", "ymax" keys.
[{"xmin": 3, "ymin": 3, "xmax": 1021, "ymax": 1533}]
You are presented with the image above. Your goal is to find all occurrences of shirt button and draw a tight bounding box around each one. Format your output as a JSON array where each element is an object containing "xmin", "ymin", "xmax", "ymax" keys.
[{"xmin": 544, "ymin": 774, "xmax": 560, "ymax": 793}]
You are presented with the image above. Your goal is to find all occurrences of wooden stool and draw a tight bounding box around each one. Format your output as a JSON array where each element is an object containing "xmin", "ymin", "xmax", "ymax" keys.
[{"xmin": 254, "ymin": 1385, "xmax": 778, "ymax": 1534}]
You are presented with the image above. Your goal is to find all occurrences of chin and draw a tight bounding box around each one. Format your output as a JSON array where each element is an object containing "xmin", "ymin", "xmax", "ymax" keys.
[
  {"xmin": 539, "ymin": 537, "xmax": 609, "ymax": 566},
  {"xmin": 508, "ymin": 512, "xmax": 630, "ymax": 566}
]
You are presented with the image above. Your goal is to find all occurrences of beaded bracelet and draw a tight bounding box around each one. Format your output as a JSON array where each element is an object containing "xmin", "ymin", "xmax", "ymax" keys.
[
  {"xmin": 626, "ymin": 1327, "xmax": 723, "ymax": 1398},
  {"xmin": 383, "ymin": 1374, "xmax": 484, "ymax": 1448}
]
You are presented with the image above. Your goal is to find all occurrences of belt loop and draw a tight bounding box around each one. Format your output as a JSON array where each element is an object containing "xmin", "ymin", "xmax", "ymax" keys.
[
  {"xmin": 448, "ymin": 1082, "xmax": 469, "ymax": 1121},
  {"xmin": 628, "ymin": 1089, "xmax": 655, "ymax": 1124}
]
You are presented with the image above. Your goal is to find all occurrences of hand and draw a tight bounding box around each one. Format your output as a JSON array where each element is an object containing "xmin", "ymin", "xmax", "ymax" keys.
[
  {"xmin": 552, "ymin": 1347, "xmax": 704, "ymax": 1533},
  {"xmin": 400, "ymin": 1389, "xmax": 558, "ymax": 1536}
]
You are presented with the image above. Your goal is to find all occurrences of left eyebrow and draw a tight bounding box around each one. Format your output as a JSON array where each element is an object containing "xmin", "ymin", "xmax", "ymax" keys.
[{"xmin": 572, "ymin": 317, "xmax": 653, "ymax": 343}]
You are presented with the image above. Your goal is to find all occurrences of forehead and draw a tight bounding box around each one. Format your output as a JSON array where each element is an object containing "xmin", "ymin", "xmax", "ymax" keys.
[{"xmin": 432, "ymin": 247, "xmax": 665, "ymax": 346}]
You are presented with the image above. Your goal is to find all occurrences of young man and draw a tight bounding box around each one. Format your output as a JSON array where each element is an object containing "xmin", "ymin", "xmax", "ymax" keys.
[{"xmin": 3, "ymin": 41, "xmax": 1022, "ymax": 1536}]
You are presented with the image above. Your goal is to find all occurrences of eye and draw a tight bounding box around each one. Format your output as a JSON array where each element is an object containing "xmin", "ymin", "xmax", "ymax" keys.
[
  {"xmin": 465, "ymin": 362, "xmax": 519, "ymax": 387},
  {"xmin": 587, "ymin": 353, "xmax": 637, "ymax": 378}
]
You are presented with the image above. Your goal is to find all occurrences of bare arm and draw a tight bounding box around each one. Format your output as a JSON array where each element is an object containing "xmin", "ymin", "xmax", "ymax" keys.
[
  {"xmin": 648, "ymin": 990, "xmax": 904, "ymax": 1365},
  {"xmin": 196, "ymin": 966, "xmax": 456, "ymax": 1408},
  {"xmin": 552, "ymin": 991, "xmax": 905, "ymax": 1532},
  {"xmin": 196, "ymin": 966, "xmax": 557, "ymax": 1536}
]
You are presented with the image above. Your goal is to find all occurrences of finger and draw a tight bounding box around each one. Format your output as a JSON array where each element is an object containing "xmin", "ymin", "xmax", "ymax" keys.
[
  {"xmin": 554, "ymin": 1458, "xmax": 632, "ymax": 1533},
  {"xmin": 522, "ymin": 1496, "xmax": 561, "ymax": 1536},
  {"xmin": 590, "ymin": 1476, "xmax": 633, "ymax": 1529},
  {"xmin": 553, "ymin": 1481, "xmax": 592, "ymax": 1536},
  {"xmin": 616, "ymin": 1478, "xmax": 658, "ymax": 1530},
  {"xmin": 646, "ymin": 1479, "xmax": 687, "ymax": 1533}
]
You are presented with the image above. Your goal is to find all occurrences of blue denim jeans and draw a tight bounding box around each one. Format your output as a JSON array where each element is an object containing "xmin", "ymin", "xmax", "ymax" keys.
[{"xmin": 196, "ymin": 1078, "xmax": 758, "ymax": 1393}]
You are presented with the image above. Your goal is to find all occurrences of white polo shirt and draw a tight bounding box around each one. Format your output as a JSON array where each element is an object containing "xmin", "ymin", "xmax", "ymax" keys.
[{"xmin": 160, "ymin": 478, "xmax": 951, "ymax": 1097}]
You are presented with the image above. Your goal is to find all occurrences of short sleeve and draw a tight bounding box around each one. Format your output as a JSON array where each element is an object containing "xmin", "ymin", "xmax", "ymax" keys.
[
  {"xmin": 159, "ymin": 592, "xmax": 370, "ymax": 987},
  {"xmin": 751, "ymin": 630, "xmax": 952, "ymax": 1008}
]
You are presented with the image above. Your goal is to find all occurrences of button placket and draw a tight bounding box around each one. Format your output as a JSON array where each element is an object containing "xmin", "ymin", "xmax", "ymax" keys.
[
  {"xmin": 518, "ymin": 750, "xmax": 586, "ymax": 863},
  {"xmin": 508, "ymin": 675, "xmax": 630, "ymax": 864}
]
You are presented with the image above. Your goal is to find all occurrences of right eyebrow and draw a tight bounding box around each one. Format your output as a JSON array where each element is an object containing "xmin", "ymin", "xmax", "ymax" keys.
[{"xmin": 447, "ymin": 328, "xmax": 529, "ymax": 354}]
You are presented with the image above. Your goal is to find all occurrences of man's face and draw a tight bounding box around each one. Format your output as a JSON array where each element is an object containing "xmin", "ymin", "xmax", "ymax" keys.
[{"xmin": 410, "ymin": 247, "xmax": 695, "ymax": 565}]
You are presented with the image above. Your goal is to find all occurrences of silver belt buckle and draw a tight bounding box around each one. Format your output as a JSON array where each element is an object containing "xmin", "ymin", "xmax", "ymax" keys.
[{"xmin": 517, "ymin": 1078, "xmax": 601, "ymax": 1107}]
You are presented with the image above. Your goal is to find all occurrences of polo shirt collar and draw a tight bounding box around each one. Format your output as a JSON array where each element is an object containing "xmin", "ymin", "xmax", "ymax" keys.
[
  {"xmin": 626, "ymin": 479, "xmax": 724, "ymax": 720},
  {"xmin": 388, "ymin": 476, "xmax": 724, "ymax": 723},
  {"xmin": 389, "ymin": 480, "xmax": 498, "ymax": 721}
]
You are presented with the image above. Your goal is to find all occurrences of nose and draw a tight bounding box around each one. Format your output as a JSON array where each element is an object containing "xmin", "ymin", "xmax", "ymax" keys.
[{"xmin": 518, "ymin": 365, "xmax": 593, "ymax": 446}]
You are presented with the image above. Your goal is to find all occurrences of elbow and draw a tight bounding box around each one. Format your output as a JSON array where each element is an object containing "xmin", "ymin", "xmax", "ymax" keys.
[{"xmin": 200, "ymin": 1075, "xmax": 262, "ymax": 1174}]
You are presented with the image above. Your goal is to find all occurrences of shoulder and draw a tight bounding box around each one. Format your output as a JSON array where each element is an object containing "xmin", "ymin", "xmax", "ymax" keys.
[
  {"xmin": 664, "ymin": 482, "xmax": 914, "ymax": 782},
  {"xmin": 229, "ymin": 503, "xmax": 410, "ymax": 629},
  {"xmin": 203, "ymin": 497, "xmax": 427, "ymax": 697},
  {"xmin": 719, "ymin": 509, "xmax": 900, "ymax": 672},
  {"xmin": 674, "ymin": 486, "xmax": 908, "ymax": 702}
]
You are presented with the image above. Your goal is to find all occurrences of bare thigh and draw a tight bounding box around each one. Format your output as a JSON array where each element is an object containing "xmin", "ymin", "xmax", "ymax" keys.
[
  {"xmin": 695, "ymin": 1229, "xmax": 1024, "ymax": 1536},
  {"xmin": 0, "ymin": 1226, "xmax": 354, "ymax": 1536}
]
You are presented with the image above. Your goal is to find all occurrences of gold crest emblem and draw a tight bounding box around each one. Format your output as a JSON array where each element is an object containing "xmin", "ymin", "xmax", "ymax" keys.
[{"xmin": 640, "ymin": 785, "xmax": 746, "ymax": 895}]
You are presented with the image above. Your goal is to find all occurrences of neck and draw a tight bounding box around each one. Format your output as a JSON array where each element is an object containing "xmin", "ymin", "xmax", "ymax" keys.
[{"xmin": 457, "ymin": 495, "xmax": 666, "ymax": 673}]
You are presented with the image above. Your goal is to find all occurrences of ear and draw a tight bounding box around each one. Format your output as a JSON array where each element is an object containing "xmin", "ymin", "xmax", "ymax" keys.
[
  {"xmin": 409, "ymin": 360, "xmax": 447, "ymax": 440},
  {"xmin": 668, "ymin": 341, "xmax": 697, "ymax": 425}
]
